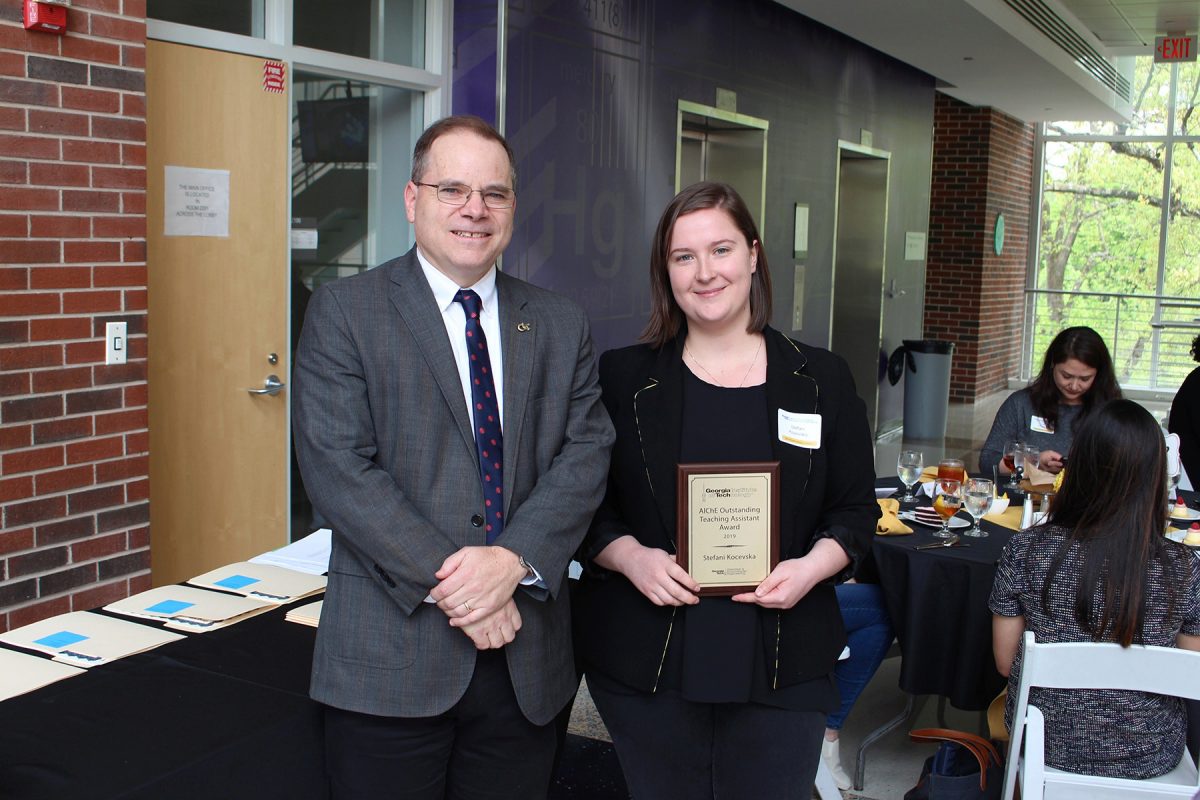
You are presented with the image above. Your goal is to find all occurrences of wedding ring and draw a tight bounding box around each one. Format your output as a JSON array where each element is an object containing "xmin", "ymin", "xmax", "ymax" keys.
[{"xmin": 463, "ymin": 600, "xmax": 473, "ymax": 612}]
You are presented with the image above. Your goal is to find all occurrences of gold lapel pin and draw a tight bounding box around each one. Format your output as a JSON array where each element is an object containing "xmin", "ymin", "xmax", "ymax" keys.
[{"xmin": 516, "ymin": 322, "xmax": 532, "ymax": 332}]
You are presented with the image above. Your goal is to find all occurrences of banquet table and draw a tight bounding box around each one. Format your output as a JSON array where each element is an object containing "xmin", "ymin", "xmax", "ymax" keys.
[
  {"xmin": 859, "ymin": 480, "xmax": 1200, "ymax": 789},
  {"xmin": 0, "ymin": 602, "xmax": 328, "ymax": 800},
  {"xmin": 872, "ymin": 480, "xmax": 1014, "ymax": 711}
]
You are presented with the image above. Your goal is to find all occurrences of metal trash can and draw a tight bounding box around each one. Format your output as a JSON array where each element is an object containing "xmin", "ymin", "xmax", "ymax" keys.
[{"xmin": 888, "ymin": 339, "xmax": 955, "ymax": 440}]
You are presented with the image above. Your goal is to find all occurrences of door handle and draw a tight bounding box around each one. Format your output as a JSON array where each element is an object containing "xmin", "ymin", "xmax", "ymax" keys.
[{"xmin": 246, "ymin": 374, "xmax": 285, "ymax": 396}]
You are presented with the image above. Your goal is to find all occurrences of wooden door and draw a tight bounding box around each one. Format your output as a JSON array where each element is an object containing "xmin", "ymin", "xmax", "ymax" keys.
[{"xmin": 146, "ymin": 42, "xmax": 288, "ymax": 586}]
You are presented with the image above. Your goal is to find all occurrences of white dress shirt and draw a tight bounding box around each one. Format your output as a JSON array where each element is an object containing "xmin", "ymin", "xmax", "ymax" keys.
[
  {"xmin": 416, "ymin": 250, "xmax": 504, "ymax": 429},
  {"xmin": 416, "ymin": 250, "xmax": 543, "ymax": 591}
]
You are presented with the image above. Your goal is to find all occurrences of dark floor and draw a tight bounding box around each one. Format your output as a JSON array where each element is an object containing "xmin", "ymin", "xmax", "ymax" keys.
[{"xmin": 549, "ymin": 734, "xmax": 628, "ymax": 799}]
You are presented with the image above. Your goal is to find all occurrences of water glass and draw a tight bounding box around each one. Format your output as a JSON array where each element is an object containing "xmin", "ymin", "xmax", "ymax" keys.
[
  {"xmin": 1022, "ymin": 445, "xmax": 1042, "ymax": 478},
  {"xmin": 897, "ymin": 449, "xmax": 924, "ymax": 503},
  {"xmin": 963, "ymin": 477, "xmax": 994, "ymax": 538}
]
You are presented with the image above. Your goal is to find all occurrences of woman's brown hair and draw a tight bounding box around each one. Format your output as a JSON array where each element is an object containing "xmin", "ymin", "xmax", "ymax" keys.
[
  {"xmin": 1028, "ymin": 326, "xmax": 1121, "ymax": 430},
  {"xmin": 640, "ymin": 182, "xmax": 773, "ymax": 348},
  {"xmin": 1043, "ymin": 398, "xmax": 1185, "ymax": 646}
]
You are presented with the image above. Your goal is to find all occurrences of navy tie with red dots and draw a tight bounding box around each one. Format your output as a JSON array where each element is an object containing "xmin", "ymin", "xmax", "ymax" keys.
[{"xmin": 454, "ymin": 289, "xmax": 504, "ymax": 543}]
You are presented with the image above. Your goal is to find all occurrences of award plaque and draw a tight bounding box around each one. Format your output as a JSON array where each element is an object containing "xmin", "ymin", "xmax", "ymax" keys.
[{"xmin": 676, "ymin": 462, "xmax": 780, "ymax": 596}]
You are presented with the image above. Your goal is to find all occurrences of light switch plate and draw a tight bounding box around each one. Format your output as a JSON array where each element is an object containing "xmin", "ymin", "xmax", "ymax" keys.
[{"xmin": 105, "ymin": 321, "xmax": 127, "ymax": 365}]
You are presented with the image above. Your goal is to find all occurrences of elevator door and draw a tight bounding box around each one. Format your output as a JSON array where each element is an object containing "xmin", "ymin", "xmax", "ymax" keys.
[
  {"xmin": 676, "ymin": 102, "xmax": 768, "ymax": 229},
  {"xmin": 830, "ymin": 145, "xmax": 889, "ymax": 436}
]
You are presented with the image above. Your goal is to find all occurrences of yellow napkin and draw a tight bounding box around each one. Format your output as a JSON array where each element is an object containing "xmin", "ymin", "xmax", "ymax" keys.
[
  {"xmin": 876, "ymin": 498, "xmax": 913, "ymax": 535},
  {"xmin": 918, "ymin": 466, "xmax": 939, "ymax": 484},
  {"xmin": 985, "ymin": 505, "xmax": 1024, "ymax": 531}
]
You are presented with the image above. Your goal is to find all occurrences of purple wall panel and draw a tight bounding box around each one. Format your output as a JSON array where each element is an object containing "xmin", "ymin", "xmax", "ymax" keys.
[{"xmin": 455, "ymin": 0, "xmax": 937, "ymax": 358}]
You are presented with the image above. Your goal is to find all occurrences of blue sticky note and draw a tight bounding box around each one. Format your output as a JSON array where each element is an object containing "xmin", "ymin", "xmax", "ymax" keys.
[
  {"xmin": 35, "ymin": 630, "xmax": 88, "ymax": 649},
  {"xmin": 214, "ymin": 574, "xmax": 260, "ymax": 590},
  {"xmin": 145, "ymin": 599, "xmax": 195, "ymax": 615}
]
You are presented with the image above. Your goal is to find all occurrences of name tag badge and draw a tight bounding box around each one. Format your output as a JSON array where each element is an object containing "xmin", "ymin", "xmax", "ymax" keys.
[
  {"xmin": 778, "ymin": 410, "xmax": 821, "ymax": 449},
  {"xmin": 1030, "ymin": 415, "xmax": 1054, "ymax": 434}
]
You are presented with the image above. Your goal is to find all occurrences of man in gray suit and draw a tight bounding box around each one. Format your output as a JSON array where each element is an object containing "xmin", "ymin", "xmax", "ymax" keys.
[{"xmin": 292, "ymin": 114, "xmax": 614, "ymax": 799}]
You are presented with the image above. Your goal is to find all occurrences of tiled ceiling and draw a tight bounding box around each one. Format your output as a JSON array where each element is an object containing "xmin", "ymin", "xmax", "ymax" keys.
[
  {"xmin": 1071, "ymin": 0, "xmax": 1200, "ymax": 53},
  {"xmin": 776, "ymin": 0, "xmax": 1200, "ymax": 122}
]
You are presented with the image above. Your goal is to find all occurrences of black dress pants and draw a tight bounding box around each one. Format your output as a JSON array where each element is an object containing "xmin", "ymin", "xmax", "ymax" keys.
[
  {"xmin": 323, "ymin": 650, "xmax": 557, "ymax": 800},
  {"xmin": 588, "ymin": 672, "xmax": 825, "ymax": 800}
]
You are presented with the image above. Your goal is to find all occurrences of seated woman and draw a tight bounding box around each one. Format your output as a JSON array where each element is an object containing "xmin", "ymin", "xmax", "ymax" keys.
[
  {"xmin": 574, "ymin": 181, "xmax": 878, "ymax": 797},
  {"xmin": 979, "ymin": 326, "xmax": 1120, "ymax": 476},
  {"xmin": 821, "ymin": 571, "xmax": 894, "ymax": 790},
  {"xmin": 1169, "ymin": 333, "xmax": 1200, "ymax": 483},
  {"xmin": 990, "ymin": 398, "xmax": 1200, "ymax": 779}
]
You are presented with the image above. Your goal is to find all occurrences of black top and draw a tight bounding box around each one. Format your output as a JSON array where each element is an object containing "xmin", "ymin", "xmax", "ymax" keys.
[
  {"xmin": 990, "ymin": 524, "xmax": 1200, "ymax": 778},
  {"xmin": 656, "ymin": 369, "xmax": 834, "ymax": 710},
  {"xmin": 575, "ymin": 327, "xmax": 879, "ymax": 695},
  {"xmin": 1170, "ymin": 366, "xmax": 1200, "ymax": 483}
]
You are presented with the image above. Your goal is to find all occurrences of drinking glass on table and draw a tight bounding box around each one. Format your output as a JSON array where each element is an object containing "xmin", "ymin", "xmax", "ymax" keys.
[
  {"xmin": 897, "ymin": 449, "xmax": 924, "ymax": 503},
  {"xmin": 938, "ymin": 458, "xmax": 966, "ymax": 484},
  {"xmin": 1022, "ymin": 445, "xmax": 1042, "ymax": 480},
  {"xmin": 1002, "ymin": 440, "xmax": 1024, "ymax": 489},
  {"xmin": 963, "ymin": 477, "xmax": 994, "ymax": 538},
  {"xmin": 933, "ymin": 478, "xmax": 963, "ymax": 539}
]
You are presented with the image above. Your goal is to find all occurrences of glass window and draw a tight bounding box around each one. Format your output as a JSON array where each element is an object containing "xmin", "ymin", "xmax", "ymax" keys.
[
  {"xmin": 147, "ymin": 0, "xmax": 263, "ymax": 37},
  {"xmin": 1035, "ymin": 139, "xmax": 1164, "ymax": 383},
  {"xmin": 1160, "ymin": 142, "xmax": 1200, "ymax": 385},
  {"xmin": 1175, "ymin": 62, "xmax": 1200, "ymax": 135},
  {"xmin": 1045, "ymin": 60, "xmax": 1171, "ymax": 138},
  {"xmin": 293, "ymin": 0, "xmax": 426, "ymax": 67},
  {"xmin": 1034, "ymin": 55, "xmax": 1200, "ymax": 390},
  {"xmin": 1165, "ymin": 142, "xmax": 1200, "ymax": 298},
  {"xmin": 289, "ymin": 71, "xmax": 423, "ymax": 537}
]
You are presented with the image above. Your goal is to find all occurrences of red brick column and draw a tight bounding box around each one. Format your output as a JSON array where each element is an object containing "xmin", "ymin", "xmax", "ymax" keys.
[
  {"xmin": 0, "ymin": 0, "xmax": 148, "ymax": 631},
  {"xmin": 925, "ymin": 93, "xmax": 1035, "ymax": 402}
]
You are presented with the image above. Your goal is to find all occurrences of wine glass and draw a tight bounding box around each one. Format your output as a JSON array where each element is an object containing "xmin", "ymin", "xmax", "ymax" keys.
[
  {"xmin": 1002, "ymin": 440, "xmax": 1024, "ymax": 489},
  {"xmin": 933, "ymin": 479, "xmax": 963, "ymax": 539},
  {"xmin": 963, "ymin": 477, "xmax": 994, "ymax": 538},
  {"xmin": 897, "ymin": 449, "xmax": 924, "ymax": 503}
]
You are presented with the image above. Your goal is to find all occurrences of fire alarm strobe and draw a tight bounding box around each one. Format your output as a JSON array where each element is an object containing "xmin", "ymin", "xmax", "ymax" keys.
[{"xmin": 23, "ymin": 0, "xmax": 69, "ymax": 35}]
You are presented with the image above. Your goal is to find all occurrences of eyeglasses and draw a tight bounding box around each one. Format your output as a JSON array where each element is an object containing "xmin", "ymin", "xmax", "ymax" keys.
[{"xmin": 415, "ymin": 182, "xmax": 515, "ymax": 209}]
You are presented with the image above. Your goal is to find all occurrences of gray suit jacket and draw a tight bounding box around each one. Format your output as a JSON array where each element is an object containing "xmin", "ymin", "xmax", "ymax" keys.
[{"xmin": 291, "ymin": 248, "xmax": 614, "ymax": 724}]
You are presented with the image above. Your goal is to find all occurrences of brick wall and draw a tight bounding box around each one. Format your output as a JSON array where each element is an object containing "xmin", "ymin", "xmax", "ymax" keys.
[
  {"xmin": 0, "ymin": 0, "xmax": 148, "ymax": 632},
  {"xmin": 925, "ymin": 92, "xmax": 1035, "ymax": 402}
]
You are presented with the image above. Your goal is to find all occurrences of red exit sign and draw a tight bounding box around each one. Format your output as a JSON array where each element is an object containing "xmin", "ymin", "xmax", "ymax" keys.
[{"xmin": 1155, "ymin": 35, "xmax": 1198, "ymax": 62}]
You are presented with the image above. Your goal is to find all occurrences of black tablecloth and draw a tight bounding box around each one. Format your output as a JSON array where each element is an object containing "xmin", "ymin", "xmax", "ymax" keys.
[
  {"xmin": 872, "ymin": 479, "xmax": 1014, "ymax": 711},
  {"xmin": 873, "ymin": 482, "xmax": 1200, "ymax": 712},
  {"xmin": 0, "ymin": 604, "xmax": 328, "ymax": 800}
]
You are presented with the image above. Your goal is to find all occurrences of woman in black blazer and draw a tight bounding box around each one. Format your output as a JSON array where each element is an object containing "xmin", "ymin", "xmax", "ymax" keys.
[{"xmin": 575, "ymin": 182, "xmax": 879, "ymax": 797}]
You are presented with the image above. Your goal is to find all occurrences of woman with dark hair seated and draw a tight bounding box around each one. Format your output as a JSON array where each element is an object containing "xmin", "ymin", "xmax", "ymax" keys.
[
  {"xmin": 979, "ymin": 326, "xmax": 1121, "ymax": 476},
  {"xmin": 1169, "ymin": 333, "xmax": 1200, "ymax": 483},
  {"xmin": 990, "ymin": 398, "xmax": 1200, "ymax": 778},
  {"xmin": 820, "ymin": 571, "xmax": 894, "ymax": 789}
]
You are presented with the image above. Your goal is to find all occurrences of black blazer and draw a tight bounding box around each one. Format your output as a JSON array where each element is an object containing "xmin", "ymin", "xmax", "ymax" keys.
[{"xmin": 575, "ymin": 326, "xmax": 879, "ymax": 692}]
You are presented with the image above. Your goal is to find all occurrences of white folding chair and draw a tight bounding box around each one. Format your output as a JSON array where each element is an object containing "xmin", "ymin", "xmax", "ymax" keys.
[{"xmin": 1001, "ymin": 631, "xmax": 1200, "ymax": 799}]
